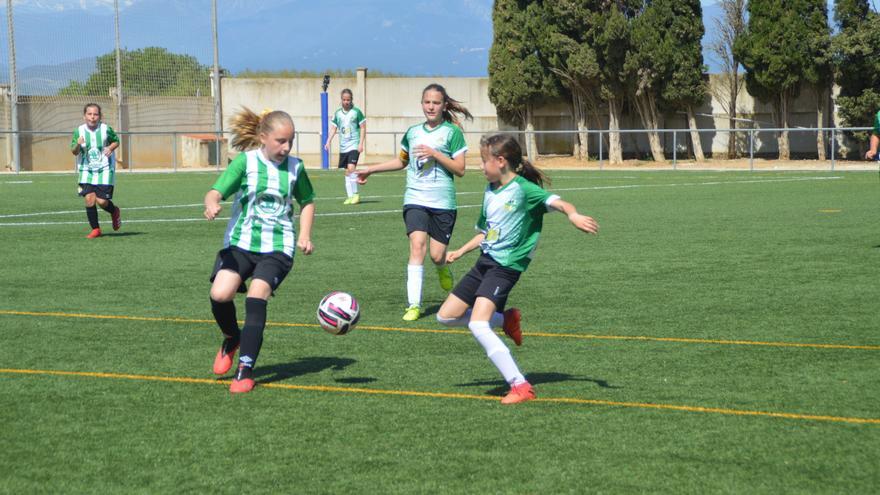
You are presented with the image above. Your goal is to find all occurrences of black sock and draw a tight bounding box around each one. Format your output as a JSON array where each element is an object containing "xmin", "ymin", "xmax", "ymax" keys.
[
  {"xmin": 238, "ymin": 298, "xmax": 268, "ymax": 368},
  {"xmin": 86, "ymin": 206, "xmax": 99, "ymax": 229},
  {"xmin": 100, "ymin": 201, "xmax": 117, "ymax": 214},
  {"xmin": 210, "ymin": 298, "xmax": 241, "ymax": 341}
]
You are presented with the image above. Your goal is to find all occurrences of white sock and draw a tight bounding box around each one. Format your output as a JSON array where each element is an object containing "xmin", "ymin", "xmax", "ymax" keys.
[
  {"xmin": 407, "ymin": 264, "xmax": 423, "ymax": 307},
  {"xmin": 344, "ymin": 174, "xmax": 353, "ymax": 197},
  {"xmin": 349, "ymin": 174, "xmax": 359, "ymax": 194},
  {"xmin": 468, "ymin": 320, "xmax": 525, "ymax": 385},
  {"xmin": 436, "ymin": 310, "xmax": 504, "ymax": 328}
]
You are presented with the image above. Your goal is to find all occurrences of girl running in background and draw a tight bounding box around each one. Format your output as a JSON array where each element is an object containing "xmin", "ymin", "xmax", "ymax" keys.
[
  {"xmin": 356, "ymin": 83, "xmax": 472, "ymax": 321},
  {"xmin": 436, "ymin": 133, "xmax": 599, "ymax": 404},
  {"xmin": 324, "ymin": 88, "xmax": 367, "ymax": 204},
  {"xmin": 71, "ymin": 103, "xmax": 121, "ymax": 238},
  {"xmin": 204, "ymin": 108, "xmax": 316, "ymax": 394}
]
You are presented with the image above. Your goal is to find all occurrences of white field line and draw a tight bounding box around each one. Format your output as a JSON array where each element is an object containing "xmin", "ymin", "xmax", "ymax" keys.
[{"xmin": 0, "ymin": 176, "xmax": 842, "ymax": 227}]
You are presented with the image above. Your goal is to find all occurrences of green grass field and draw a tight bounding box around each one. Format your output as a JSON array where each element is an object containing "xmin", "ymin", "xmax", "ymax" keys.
[{"xmin": 1, "ymin": 168, "xmax": 878, "ymax": 493}]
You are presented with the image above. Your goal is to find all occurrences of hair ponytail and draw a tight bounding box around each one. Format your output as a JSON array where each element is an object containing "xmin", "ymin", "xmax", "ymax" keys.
[
  {"xmin": 228, "ymin": 107, "xmax": 295, "ymax": 151},
  {"xmin": 422, "ymin": 83, "xmax": 473, "ymax": 127},
  {"xmin": 480, "ymin": 133, "xmax": 550, "ymax": 188}
]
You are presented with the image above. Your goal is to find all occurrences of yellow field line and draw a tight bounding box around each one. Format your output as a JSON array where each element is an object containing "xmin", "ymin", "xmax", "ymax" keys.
[
  {"xmin": 1, "ymin": 367, "xmax": 877, "ymax": 425},
  {"xmin": 2, "ymin": 309, "xmax": 878, "ymax": 351}
]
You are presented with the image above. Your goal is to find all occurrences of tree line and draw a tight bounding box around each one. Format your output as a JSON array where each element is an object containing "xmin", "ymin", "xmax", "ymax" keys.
[{"xmin": 488, "ymin": 0, "xmax": 880, "ymax": 163}]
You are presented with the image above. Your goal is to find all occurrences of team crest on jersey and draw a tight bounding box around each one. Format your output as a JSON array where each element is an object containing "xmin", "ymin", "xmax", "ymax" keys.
[
  {"xmin": 255, "ymin": 193, "xmax": 284, "ymax": 219},
  {"xmin": 503, "ymin": 199, "xmax": 518, "ymax": 212},
  {"xmin": 86, "ymin": 148, "xmax": 107, "ymax": 170}
]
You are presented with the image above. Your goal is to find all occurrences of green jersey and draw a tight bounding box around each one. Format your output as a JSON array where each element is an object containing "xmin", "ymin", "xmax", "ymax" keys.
[
  {"xmin": 71, "ymin": 123, "xmax": 119, "ymax": 185},
  {"xmin": 476, "ymin": 175, "xmax": 560, "ymax": 272},
  {"xmin": 873, "ymin": 110, "xmax": 880, "ymax": 136},
  {"xmin": 399, "ymin": 121, "xmax": 467, "ymax": 210},
  {"xmin": 330, "ymin": 106, "xmax": 366, "ymax": 153},
  {"xmin": 211, "ymin": 150, "xmax": 315, "ymax": 258}
]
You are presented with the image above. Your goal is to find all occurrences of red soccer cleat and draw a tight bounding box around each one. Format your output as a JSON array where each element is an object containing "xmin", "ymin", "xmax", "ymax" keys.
[
  {"xmin": 502, "ymin": 308, "xmax": 522, "ymax": 346},
  {"xmin": 229, "ymin": 364, "xmax": 255, "ymax": 394},
  {"xmin": 111, "ymin": 207, "xmax": 121, "ymax": 231},
  {"xmin": 501, "ymin": 381, "xmax": 535, "ymax": 405},
  {"xmin": 86, "ymin": 228, "xmax": 102, "ymax": 239},
  {"xmin": 212, "ymin": 338, "xmax": 239, "ymax": 375}
]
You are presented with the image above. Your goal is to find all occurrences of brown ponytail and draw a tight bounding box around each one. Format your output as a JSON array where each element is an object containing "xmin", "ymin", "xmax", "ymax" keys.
[
  {"xmin": 480, "ymin": 133, "xmax": 550, "ymax": 188},
  {"xmin": 422, "ymin": 83, "xmax": 473, "ymax": 127},
  {"xmin": 228, "ymin": 107, "xmax": 295, "ymax": 151}
]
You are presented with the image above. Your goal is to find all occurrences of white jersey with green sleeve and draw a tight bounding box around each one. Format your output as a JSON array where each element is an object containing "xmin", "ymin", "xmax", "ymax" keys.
[
  {"xmin": 211, "ymin": 150, "xmax": 315, "ymax": 258},
  {"xmin": 476, "ymin": 175, "xmax": 560, "ymax": 272},
  {"xmin": 400, "ymin": 121, "xmax": 467, "ymax": 210},
  {"xmin": 873, "ymin": 110, "xmax": 880, "ymax": 137},
  {"xmin": 330, "ymin": 106, "xmax": 366, "ymax": 153},
  {"xmin": 71, "ymin": 123, "xmax": 119, "ymax": 185}
]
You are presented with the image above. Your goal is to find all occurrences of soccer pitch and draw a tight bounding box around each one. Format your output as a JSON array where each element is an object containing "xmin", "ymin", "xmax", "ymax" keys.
[{"xmin": 1, "ymin": 169, "xmax": 878, "ymax": 492}]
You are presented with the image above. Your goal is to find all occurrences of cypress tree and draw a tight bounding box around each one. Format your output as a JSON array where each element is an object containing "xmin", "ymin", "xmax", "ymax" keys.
[
  {"xmin": 833, "ymin": 0, "xmax": 880, "ymax": 150},
  {"xmin": 488, "ymin": 0, "xmax": 560, "ymax": 160}
]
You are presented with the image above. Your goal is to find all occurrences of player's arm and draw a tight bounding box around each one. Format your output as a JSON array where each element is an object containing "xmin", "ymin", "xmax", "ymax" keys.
[
  {"xmin": 867, "ymin": 134, "xmax": 879, "ymax": 160},
  {"xmin": 204, "ymin": 189, "xmax": 224, "ymax": 220},
  {"xmin": 204, "ymin": 156, "xmax": 246, "ymax": 220},
  {"xmin": 324, "ymin": 124, "xmax": 338, "ymax": 151},
  {"xmin": 71, "ymin": 129, "xmax": 82, "ymax": 155},
  {"xmin": 297, "ymin": 202, "xmax": 315, "ymax": 255},
  {"xmin": 418, "ymin": 147, "xmax": 466, "ymax": 177},
  {"xmin": 358, "ymin": 121, "xmax": 366, "ymax": 153},
  {"xmin": 104, "ymin": 127, "xmax": 120, "ymax": 156},
  {"xmin": 447, "ymin": 232, "xmax": 486, "ymax": 264},
  {"xmin": 292, "ymin": 164, "xmax": 316, "ymax": 254},
  {"xmin": 549, "ymin": 198, "xmax": 599, "ymax": 234},
  {"xmin": 356, "ymin": 153, "xmax": 407, "ymax": 183}
]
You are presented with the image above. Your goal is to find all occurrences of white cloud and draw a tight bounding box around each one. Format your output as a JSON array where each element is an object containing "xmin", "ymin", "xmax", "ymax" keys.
[
  {"xmin": 381, "ymin": 19, "xmax": 393, "ymax": 28},
  {"xmin": 459, "ymin": 47, "xmax": 486, "ymax": 53}
]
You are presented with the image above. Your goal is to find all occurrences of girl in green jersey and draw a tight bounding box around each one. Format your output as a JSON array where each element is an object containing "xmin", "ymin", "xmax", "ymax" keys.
[
  {"xmin": 71, "ymin": 103, "xmax": 121, "ymax": 238},
  {"xmin": 437, "ymin": 134, "xmax": 599, "ymax": 404},
  {"xmin": 357, "ymin": 84, "xmax": 472, "ymax": 322},
  {"xmin": 204, "ymin": 108, "xmax": 316, "ymax": 394}
]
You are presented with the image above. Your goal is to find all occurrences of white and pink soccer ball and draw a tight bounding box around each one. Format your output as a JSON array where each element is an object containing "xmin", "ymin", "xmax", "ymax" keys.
[{"xmin": 317, "ymin": 291, "xmax": 360, "ymax": 335}]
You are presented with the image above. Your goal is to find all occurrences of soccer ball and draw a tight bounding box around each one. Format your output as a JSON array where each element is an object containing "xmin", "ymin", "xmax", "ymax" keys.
[{"xmin": 317, "ymin": 291, "xmax": 360, "ymax": 335}]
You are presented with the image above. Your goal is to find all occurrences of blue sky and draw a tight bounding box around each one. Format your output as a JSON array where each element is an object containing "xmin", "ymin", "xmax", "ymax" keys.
[{"xmin": 2, "ymin": 0, "xmax": 867, "ymax": 89}]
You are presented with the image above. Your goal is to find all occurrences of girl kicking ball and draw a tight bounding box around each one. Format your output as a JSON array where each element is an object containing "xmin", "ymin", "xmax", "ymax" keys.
[{"xmin": 436, "ymin": 133, "xmax": 599, "ymax": 404}]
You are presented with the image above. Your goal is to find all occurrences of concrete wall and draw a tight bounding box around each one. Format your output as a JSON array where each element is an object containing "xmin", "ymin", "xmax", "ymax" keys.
[
  {"xmin": 0, "ymin": 73, "xmax": 863, "ymax": 172},
  {"xmin": 6, "ymin": 96, "xmax": 214, "ymax": 171}
]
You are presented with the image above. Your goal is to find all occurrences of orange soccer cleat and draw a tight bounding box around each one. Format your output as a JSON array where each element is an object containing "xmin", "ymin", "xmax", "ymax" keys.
[
  {"xmin": 229, "ymin": 364, "xmax": 255, "ymax": 394},
  {"xmin": 501, "ymin": 381, "xmax": 535, "ymax": 405}
]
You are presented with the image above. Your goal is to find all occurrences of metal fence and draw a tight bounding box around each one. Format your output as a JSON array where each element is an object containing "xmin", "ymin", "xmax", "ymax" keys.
[{"xmin": 4, "ymin": 125, "xmax": 875, "ymax": 173}]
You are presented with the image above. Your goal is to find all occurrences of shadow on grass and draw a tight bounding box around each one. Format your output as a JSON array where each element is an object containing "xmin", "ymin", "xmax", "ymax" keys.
[
  {"xmin": 456, "ymin": 371, "xmax": 621, "ymax": 397},
  {"xmin": 418, "ymin": 303, "xmax": 441, "ymax": 319},
  {"xmin": 254, "ymin": 356, "xmax": 370, "ymax": 385},
  {"xmin": 101, "ymin": 232, "xmax": 145, "ymax": 237}
]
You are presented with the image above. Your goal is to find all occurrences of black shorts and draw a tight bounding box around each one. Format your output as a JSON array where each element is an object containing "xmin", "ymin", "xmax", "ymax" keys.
[
  {"xmin": 338, "ymin": 150, "xmax": 360, "ymax": 168},
  {"xmin": 78, "ymin": 183, "xmax": 114, "ymax": 200},
  {"xmin": 210, "ymin": 247, "xmax": 293, "ymax": 293},
  {"xmin": 451, "ymin": 253, "xmax": 522, "ymax": 311},
  {"xmin": 403, "ymin": 205, "xmax": 456, "ymax": 244}
]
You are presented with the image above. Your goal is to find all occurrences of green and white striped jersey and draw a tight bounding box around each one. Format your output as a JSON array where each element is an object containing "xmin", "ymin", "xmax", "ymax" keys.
[
  {"xmin": 476, "ymin": 175, "xmax": 560, "ymax": 272},
  {"xmin": 330, "ymin": 106, "xmax": 366, "ymax": 153},
  {"xmin": 400, "ymin": 121, "xmax": 467, "ymax": 210},
  {"xmin": 71, "ymin": 123, "xmax": 119, "ymax": 185},
  {"xmin": 873, "ymin": 110, "xmax": 880, "ymax": 136},
  {"xmin": 211, "ymin": 150, "xmax": 315, "ymax": 258}
]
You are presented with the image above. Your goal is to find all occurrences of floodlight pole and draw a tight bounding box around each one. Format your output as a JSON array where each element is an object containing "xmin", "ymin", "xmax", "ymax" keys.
[
  {"xmin": 114, "ymin": 0, "xmax": 125, "ymax": 169},
  {"xmin": 321, "ymin": 75, "xmax": 330, "ymax": 170},
  {"xmin": 211, "ymin": 0, "xmax": 222, "ymax": 168},
  {"xmin": 6, "ymin": 0, "xmax": 19, "ymax": 173}
]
